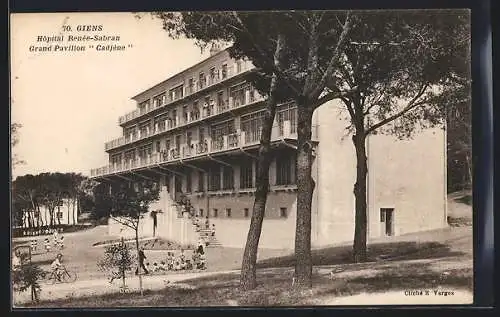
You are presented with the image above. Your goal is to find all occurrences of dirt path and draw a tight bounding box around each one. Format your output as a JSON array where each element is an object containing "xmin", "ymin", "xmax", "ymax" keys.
[{"xmin": 12, "ymin": 269, "xmax": 240, "ymax": 306}]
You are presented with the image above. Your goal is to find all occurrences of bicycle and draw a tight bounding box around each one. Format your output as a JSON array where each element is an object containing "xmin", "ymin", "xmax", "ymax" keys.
[{"xmin": 42, "ymin": 266, "xmax": 77, "ymax": 284}]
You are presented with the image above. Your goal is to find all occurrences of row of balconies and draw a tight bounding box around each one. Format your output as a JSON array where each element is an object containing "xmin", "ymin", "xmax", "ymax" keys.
[
  {"xmin": 118, "ymin": 60, "xmax": 255, "ymax": 126},
  {"xmin": 105, "ymin": 90, "xmax": 266, "ymax": 151},
  {"xmin": 92, "ymin": 121, "xmax": 300, "ymax": 178}
]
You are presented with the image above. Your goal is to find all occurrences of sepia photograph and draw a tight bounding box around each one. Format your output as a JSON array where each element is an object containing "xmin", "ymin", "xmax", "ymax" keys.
[{"xmin": 10, "ymin": 10, "xmax": 473, "ymax": 307}]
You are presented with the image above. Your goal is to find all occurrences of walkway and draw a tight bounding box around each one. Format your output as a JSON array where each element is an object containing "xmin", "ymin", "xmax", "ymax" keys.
[{"xmin": 13, "ymin": 269, "xmax": 240, "ymax": 305}]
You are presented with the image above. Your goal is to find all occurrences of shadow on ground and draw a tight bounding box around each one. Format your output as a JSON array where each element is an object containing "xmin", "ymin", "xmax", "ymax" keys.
[
  {"xmin": 254, "ymin": 241, "xmax": 466, "ymax": 270},
  {"xmin": 21, "ymin": 257, "xmax": 472, "ymax": 307}
]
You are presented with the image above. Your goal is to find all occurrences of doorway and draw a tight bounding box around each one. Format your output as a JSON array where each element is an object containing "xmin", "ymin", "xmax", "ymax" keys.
[{"xmin": 380, "ymin": 208, "xmax": 394, "ymax": 236}]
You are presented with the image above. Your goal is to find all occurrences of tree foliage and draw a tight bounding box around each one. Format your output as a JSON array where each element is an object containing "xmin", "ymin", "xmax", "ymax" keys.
[
  {"xmin": 97, "ymin": 238, "xmax": 134, "ymax": 291},
  {"xmin": 11, "ymin": 123, "xmax": 26, "ymax": 168},
  {"xmin": 12, "ymin": 172, "xmax": 90, "ymax": 229},
  {"xmin": 12, "ymin": 253, "xmax": 44, "ymax": 302}
]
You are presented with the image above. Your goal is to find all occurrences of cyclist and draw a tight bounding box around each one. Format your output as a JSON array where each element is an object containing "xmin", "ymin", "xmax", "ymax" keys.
[{"xmin": 51, "ymin": 253, "xmax": 64, "ymax": 281}]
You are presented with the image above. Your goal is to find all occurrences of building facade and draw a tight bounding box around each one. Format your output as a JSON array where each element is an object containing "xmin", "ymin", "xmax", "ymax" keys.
[
  {"xmin": 21, "ymin": 198, "xmax": 79, "ymax": 228},
  {"xmin": 90, "ymin": 47, "xmax": 447, "ymax": 249}
]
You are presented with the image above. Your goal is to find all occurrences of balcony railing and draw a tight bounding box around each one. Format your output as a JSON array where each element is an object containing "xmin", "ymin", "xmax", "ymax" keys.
[
  {"xmin": 118, "ymin": 60, "xmax": 255, "ymax": 126},
  {"xmin": 92, "ymin": 121, "xmax": 318, "ymax": 178},
  {"xmin": 105, "ymin": 89, "xmax": 266, "ymax": 151}
]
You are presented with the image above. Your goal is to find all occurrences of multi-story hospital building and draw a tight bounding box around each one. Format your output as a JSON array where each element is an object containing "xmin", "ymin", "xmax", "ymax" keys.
[{"xmin": 90, "ymin": 47, "xmax": 447, "ymax": 249}]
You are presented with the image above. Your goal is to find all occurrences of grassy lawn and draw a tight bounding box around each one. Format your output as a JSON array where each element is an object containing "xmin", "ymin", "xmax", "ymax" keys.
[
  {"xmin": 18, "ymin": 226, "xmax": 473, "ymax": 307},
  {"xmin": 20, "ymin": 262, "xmax": 472, "ymax": 307}
]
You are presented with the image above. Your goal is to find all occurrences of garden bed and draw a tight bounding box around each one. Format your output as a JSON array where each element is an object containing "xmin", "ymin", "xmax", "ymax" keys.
[{"xmin": 92, "ymin": 237, "xmax": 195, "ymax": 251}]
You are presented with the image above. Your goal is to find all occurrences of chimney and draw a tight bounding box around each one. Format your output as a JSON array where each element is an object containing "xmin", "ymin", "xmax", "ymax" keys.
[{"xmin": 209, "ymin": 43, "xmax": 221, "ymax": 56}]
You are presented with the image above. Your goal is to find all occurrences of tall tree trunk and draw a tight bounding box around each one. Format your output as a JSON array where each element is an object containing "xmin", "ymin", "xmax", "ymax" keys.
[
  {"xmin": 72, "ymin": 197, "xmax": 77, "ymax": 225},
  {"xmin": 465, "ymin": 152, "xmax": 472, "ymax": 189},
  {"xmin": 352, "ymin": 131, "xmax": 368, "ymax": 263},
  {"xmin": 135, "ymin": 224, "xmax": 143, "ymax": 296},
  {"xmin": 240, "ymin": 81, "xmax": 279, "ymax": 291},
  {"xmin": 57, "ymin": 205, "xmax": 62, "ymax": 226},
  {"xmin": 121, "ymin": 237, "xmax": 127, "ymax": 290},
  {"xmin": 294, "ymin": 104, "xmax": 315, "ymax": 288},
  {"xmin": 67, "ymin": 202, "xmax": 71, "ymax": 225},
  {"xmin": 49, "ymin": 207, "xmax": 54, "ymax": 227},
  {"xmin": 240, "ymin": 33, "xmax": 285, "ymax": 291}
]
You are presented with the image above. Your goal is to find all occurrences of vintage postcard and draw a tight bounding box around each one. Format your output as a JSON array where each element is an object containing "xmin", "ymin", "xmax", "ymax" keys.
[{"xmin": 10, "ymin": 11, "xmax": 473, "ymax": 307}]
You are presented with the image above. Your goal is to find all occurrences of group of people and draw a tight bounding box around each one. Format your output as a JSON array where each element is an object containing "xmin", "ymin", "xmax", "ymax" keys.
[
  {"xmin": 193, "ymin": 216, "xmax": 216, "ymax": 236},
  {"xmin": 135, "ymin": 239, "xmax": 208, "ymax": 277},
  {"xmin": 30, "ymin": 229, "xmax": 64, "ymax": 253}
]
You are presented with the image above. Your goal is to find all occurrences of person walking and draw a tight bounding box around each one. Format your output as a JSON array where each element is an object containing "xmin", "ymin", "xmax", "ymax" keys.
[{"xmin": 135, "ymin": 247, "xmax": 149, "ymax": 275}]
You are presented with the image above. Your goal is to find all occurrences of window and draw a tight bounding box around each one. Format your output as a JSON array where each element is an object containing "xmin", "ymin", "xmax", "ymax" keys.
[
  {"xmin": 199, "ymin": 127, "xmax": 205, "ymax": 143},
  {"xmin": 175, "ymin": 135, "xmax": 181, "ymax": 151},
  {"xmin": 221, "ymin": 63, "xmax": 228, "ymax": 79},
  {"xmin": 183, "ymin": 106, "xmax": 188, "ymax": 122},
  {"xmin": 280, "ymin": 207, "xmax": 288, "ymax": 218},
  {"xmin": 217, "ymin": 91, "xmax": 225, "ymax": 111},
  {"xmin": 186, "ymin": 131, "xmax": 192, "ymax": 146},
  {"xmin": 209, "ymin": 168, "xmax": 221, "ymax": 191},
  {"xmin": 240, "ymin": 160, "xmax": 253, "ymax": 189},
  {"xmin": 199, "ymin": 208, "xmax": 204, "ymax": 217},
  {"xmin": 111, "ymin": 154, "xmax": 121, "ymax": 166},
  {"xmin": 192, "ymin": 101, "xmax": 200, "ymax": 120},
  {"xmin": 277, "ymin": 102, "xmax": 298, "ymax": 135},
  {"xmin": 241, "ymin": 110, "xmax": 265, "ymax": 143},
  {"xmin": 154, "ymin": 115, "xmax": 167, "ymax": 133},
  {"xmin": 139, "ymin": 100, "xmax": 150, "ymax": 114},
  {"xmin": 172, "ymin": 110, "xmax": 177, "ymax": 126},
  {"xmin": 185, "ymin": 172, "xmax": 192, "ymax": 193},
  {"xmin": 244, "ymin": 208, "xmax": 249, "ymax": 218},
  {"xmin": 380, "ymin": 210, "xmax": 386, "ymax": 222},
  {"xmin": 198, "ymin": 171, "xmax": 205, "ymax": 192},
  {"xmin": 236, "ymin": 60, "xmax": 242, "ymax": 73},
  {"xmin": 199, "ymin": 72, "xmax": 206, "ymax": 89},
  {"xmin": 230, "ymin": 82, "xmax": 251, "ymax": 107},
  {"xmin": 209, "ymin": 67, "xmax": 216, "ymax": 85},
  {"xmin": 213, "ymin": 208, "xmax": 218, "ymax": 217},
  {"xmin": 170, "ymin": 84, "xmax": 184, "ymax": 101},
  {"xmin": 188, "ymin": 78, "xmax": 194, "ymax": 94},
  {"xmin": 226, "ymin": 208, "xmax": 231, "ymax": 218},
  {"xmin": 153, "ymin": 93, "xmax": 166, "ymax": 107},
  {"xmin": 156, "ymin": 141, "xmax": 161, "ymax": 153},
  {"xmin": 222, "ymin": 166, "xmax": 234, "ymax": 190},
  {"xmin": 139, "ymin": 122, "xmax": 150, "ymax": 137},
  {"xmin": 276, "ymin": 153, "xmax": 296, "ymax": 185},
  {"xmin": 211, "ymin": 120, "xmax": 235, "ymax": 150},
  {"xmin": 138, "ymin": 144, "xmax": 152, "ymax": 159}
]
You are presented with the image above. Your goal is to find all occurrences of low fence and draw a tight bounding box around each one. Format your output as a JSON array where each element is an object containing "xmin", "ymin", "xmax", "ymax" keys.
[{"xmin": 12, "ymin": 224, "xmax": 94, "ymax": 238}]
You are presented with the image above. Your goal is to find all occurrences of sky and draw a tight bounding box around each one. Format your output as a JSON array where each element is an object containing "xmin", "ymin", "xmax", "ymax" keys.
[{"xmin": 11, "ymin": 12, "xmax": 211, "ymax": 178}]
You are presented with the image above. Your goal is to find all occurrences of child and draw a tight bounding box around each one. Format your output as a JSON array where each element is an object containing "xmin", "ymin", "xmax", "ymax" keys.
[
  {"xmin": 44, "ymin": 238, "xmax": 51, "ymax": 253},
  {"xmin": 152, "ymin": 262, "xmax": 159, "ymax": 273},
  {"xmin": 166, "ymin": 253, "xmax": 174, "ymax": 271},
  {"xmin": 30, "ymin": 240, "xmax": 37, "ymax": 251},
  {"xmin": 179, "ymin": 249, "xmax": 186, "ymax": 270},
  {"xmin": 59, "ymin": 236, "xmax": 65, "ymax": 249},
  {"xmin": 159, "ymin": 261, "xmax": 166, "ymax": 271},
  {"xmin": 199, "ymin": 252, "xmax": 207, "ymax": 270}
]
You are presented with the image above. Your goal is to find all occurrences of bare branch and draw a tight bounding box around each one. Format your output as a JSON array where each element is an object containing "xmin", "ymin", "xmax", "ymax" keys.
[
  {"xmin": 312, "ymin": 86, "xmax": 358, "ymax": 110},
  {"xmin": 110, "ymin": 215, "xmax": 138, "ymax": 230},
  {"xmin": 230, "ymin": 11, "xmax": 301, "ymax": 96},
  {"xmin": 366, "ymin": 84, "xmax": 430, "ymax": 134},
  {"xmin": 311, "ymin": 12, "xmax": 355, "ymax": 99}
]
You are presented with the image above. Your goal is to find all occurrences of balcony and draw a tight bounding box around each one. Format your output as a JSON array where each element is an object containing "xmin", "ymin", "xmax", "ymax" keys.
[
  {"xmin": 117, "ymin": 60, "xmax": 255, "ymax": 126},
  {"xmin": 91, "ymin": 119, "xmax": 313, "ymax": 178},
  {"xmin": 105, "ymin": 90, "xmax": 266, "ymax": 152}
]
